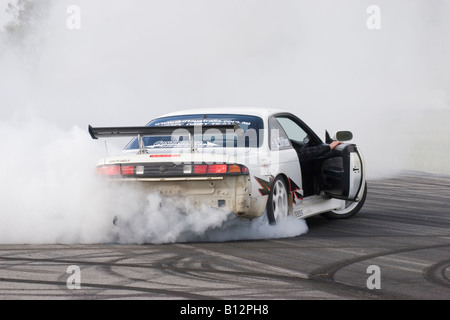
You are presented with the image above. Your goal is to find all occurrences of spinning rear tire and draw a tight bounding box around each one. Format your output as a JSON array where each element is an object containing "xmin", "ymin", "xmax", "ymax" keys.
[{"xmin": 266, "ymin": 176, "xmax": 289, "ymax": 225}]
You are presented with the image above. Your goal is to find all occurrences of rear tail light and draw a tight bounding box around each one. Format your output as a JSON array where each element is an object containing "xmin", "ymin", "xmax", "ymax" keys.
[
  {"xmin": 193, "ymin": 164, "xmax": 249, "ymax": 175},
  {"xmin": 121, "ymin": 166, "xmax": 134, "ymax": 175},
  {"xmin": 100, "ymin": 165, "xmax": 121, "ymax": 176},
  {"xmin": 96, "ymin": 165, "xmax": 132, "ymax": 176},
  {"xmin": 193, "ymin": 164, "xmax": 208, "ymax": 174},
  {"xmin": 183, "ymin": 165, "xmax": 192, "ymax": 174},
  {"xmin": 207, "ymin": 164, "xmax": 227, "ymax": 174},
  {"xmin": 135, "ymin": 165, "xmax": 145, "ymax": 175},
  {"xmin": 96, "ymin": 163, "xmax": 249, "ymax": 176},
  {"xmin": 228, "ymin": 165, "xmax": 241, "ymax": 173}
]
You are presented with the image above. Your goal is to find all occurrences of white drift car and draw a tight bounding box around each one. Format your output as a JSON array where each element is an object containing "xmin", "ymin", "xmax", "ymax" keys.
[{"xmin": 89, "ymin": 108, "xmax": 366, "ymax": 224}]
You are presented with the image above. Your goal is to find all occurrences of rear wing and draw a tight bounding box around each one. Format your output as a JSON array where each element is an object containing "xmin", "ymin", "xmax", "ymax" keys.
[{"xmin": 88, "ymin": 124, "xmax": 241, "ymax": 153}]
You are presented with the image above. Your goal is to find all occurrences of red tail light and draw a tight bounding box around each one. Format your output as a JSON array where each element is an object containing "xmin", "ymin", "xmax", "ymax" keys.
[
  {"xmin": 193, "ymin": 165, "xmax": 208, "ymax": 174},
  {"xmin": 96, "ymin": 163, "xmax": 249, "ymax": 177},
  {"xmin": 192, "ymin": 164, "xmax": 249, "ymax": 175},
  {"xmin": 97, "ymin": 165, "xmax": 133, "ymax": 176},
  {"xmin": 121, "ymin": 166, "xmax": 134, "ymax": 175},
  {"xmin": 103, "ymin": 165, "xmax": 121, "ymax": 176},
  {"xmin": 207, "ymin": 164, "xmax": 227, "ymax": 174}
]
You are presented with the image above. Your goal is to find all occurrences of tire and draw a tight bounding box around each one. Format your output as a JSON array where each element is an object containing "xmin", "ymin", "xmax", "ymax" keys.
[
  {"xmin": 266, "ymin": 176, "xmax": 289, "ymax": 225},
  {"xmin": 321, "ymin": 182, "xmax": 367, "ymax": 219}
]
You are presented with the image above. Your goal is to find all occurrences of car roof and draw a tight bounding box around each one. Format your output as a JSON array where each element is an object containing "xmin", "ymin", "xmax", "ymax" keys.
[{"xmin": 159, "ymin": 107, "xmax": 293, "ymax": 119}]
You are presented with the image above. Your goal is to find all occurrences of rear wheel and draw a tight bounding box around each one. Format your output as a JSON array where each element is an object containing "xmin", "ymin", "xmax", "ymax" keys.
[
  {"xmin": 322, "ymin": 182, "xmax": 367, "ymax": 219},
  {"xmin": 266, "ymin": 176, "xmax": 289, "ymax": 225}
]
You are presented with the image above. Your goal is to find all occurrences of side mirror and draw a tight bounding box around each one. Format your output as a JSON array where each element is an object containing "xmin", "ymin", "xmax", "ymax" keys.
[{"xmin": 333, "ymin": 131, "xmax": 353, "ymax": 141}]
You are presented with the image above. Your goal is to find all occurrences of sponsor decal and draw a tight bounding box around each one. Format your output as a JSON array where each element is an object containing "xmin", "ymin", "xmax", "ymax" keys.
[
  {"xmin": 254, "ymin": 176, "xmax": 273, "ymax": 196},
  {"xmin": 255, "ymin": 176, "xmax": 303, "ymax": 204},
  {"xmin": 288, "ymin": 178, "xmax": 303, "ymax": 204}
]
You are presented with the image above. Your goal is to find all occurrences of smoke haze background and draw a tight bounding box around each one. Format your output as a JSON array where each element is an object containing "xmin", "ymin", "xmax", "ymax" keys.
[{"xmin": 0, "ymin": 0, "xmax": 449, "ymax": 244}]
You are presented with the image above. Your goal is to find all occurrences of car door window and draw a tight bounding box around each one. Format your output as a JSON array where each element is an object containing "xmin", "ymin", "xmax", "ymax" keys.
[
  {"xmin": 268, "ymin": 117, "xmax": 292, "ymax": 150},
  {"xmin": 275, "ymin": 117, "xmax": 309, "ymax": 145}
]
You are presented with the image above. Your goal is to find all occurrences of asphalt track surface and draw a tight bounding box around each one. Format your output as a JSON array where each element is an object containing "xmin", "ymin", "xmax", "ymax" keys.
[{"xmin": 0, "ymin": 171, "xmax": 449, "ymax": 300}]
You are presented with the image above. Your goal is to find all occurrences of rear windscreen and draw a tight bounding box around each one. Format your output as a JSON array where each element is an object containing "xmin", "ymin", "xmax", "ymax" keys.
[{"xmin": 125, "ymin": 114, "xmax": 264, "ymax": 149}]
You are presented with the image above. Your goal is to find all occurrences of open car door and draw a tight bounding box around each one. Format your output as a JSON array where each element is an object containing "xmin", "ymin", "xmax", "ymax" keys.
[
  {"xmin": 271, "ymin": 114, "xmax": 365, "ymax": 203},
  {"xmin": 320, "ymin": 143, "xmax": 364, "ymax": 201}
]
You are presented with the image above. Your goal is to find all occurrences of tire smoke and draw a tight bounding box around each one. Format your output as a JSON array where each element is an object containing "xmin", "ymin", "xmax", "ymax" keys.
[{"xmin": 0, "ymin": 116, "xmax": 307, "ymax": 244}]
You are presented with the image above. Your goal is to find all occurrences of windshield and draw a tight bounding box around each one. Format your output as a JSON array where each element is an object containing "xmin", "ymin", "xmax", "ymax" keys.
[{"xmin": 125, "ymin": 114, "xmax": 264, "ymax": 150}]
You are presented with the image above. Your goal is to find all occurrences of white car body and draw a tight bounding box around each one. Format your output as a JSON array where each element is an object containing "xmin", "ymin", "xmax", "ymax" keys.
[{"xmin": 90, "ymin": 108, "xmax": 366, "ymax": 223}]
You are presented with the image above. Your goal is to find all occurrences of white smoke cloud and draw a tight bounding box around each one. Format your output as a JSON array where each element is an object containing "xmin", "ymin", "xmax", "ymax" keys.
[
  {"xmin": 0, "ymin": 0, "xmax": 449, "ymax": 243},
  {"xmin": 111, "ymin": 192, "xmax": 308, "ymax": 244},
  {"xmin": 0, "ymin": 116, "xmax": 112, "ymax": 243},
  {"xmin": 0, "ymin": 115, "xmax": 308, "ymax": 244}
]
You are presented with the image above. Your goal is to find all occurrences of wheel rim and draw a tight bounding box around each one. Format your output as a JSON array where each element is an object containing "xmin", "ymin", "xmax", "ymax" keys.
[{"xmin": 272, "ymin": 180, "xmax": 288, "ymax": 221}]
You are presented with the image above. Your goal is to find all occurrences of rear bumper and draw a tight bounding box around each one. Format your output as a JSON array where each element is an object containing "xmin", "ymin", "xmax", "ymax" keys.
[{"xmin": 112, "ymin": 175, "xmax": 265, "ymax": 219}]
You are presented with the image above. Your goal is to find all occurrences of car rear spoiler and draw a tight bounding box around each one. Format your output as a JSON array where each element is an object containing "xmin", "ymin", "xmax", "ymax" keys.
[{"xmin": 88, "ymin": 124, "xmax": 241, "ymax": 153}]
